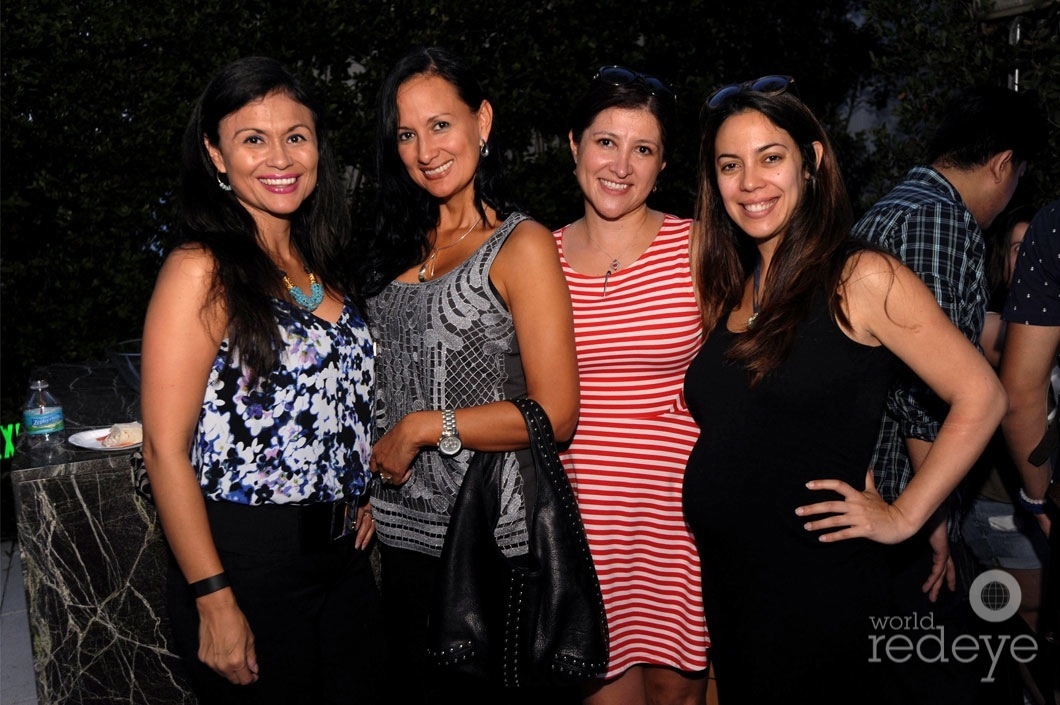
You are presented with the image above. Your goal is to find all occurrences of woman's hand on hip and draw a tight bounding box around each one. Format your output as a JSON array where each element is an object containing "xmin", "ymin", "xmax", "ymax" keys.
[{"xmin": 795, "ymin": 470, "xmax": 918, "ymax": 545}]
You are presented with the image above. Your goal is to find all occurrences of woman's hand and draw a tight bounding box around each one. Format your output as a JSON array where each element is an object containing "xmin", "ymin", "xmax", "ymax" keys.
[
  {"xmin": 354, "ymin": 502, "xmax": 376, "ymax": 550},
  {"xmin": 796, "ymin": 470, "xmax": 918, "ymax": 545},
  {"xmin": 369, "ymin": 411, "xmax": 432, "ymax": 485},
  {"xmin": 195, "ymin": 590, "xmax": 259, "ymax": 684}
]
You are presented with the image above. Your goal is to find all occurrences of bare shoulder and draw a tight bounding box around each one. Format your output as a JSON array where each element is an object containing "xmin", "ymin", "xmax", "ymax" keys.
[
  {"xmin": 491, "ymin": 216, "xmax": 566, "ymax": 305},
  {"xmin": 504, "ymin": 217, "xmax": 558, "ymax": 251},
  {"xmin": 838, "ymin": 248, "xmax": 909, "ymax": 344},
  {"xmin": 494, "ymin": 217, "xmax": 562, "ymax": 271},
  {"xmin": 160, "ymin": 243, "xmax": 215, "ymax": 280},
  {"xmin": 841, "ymin": 249, "xmax": 901, "ymax": 295},
  {"xmin": 147, "ymin": 243, "xmax": 225, "ymax": 335}
]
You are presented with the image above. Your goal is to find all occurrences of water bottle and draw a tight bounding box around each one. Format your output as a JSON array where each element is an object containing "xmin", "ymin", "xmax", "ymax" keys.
[{"xmin": 22, "ymin": 379, "xmax": 65, "ymax": 448}]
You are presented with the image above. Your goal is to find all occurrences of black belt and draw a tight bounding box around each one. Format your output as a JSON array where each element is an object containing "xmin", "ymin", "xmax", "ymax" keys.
[{"xmin": 205, "ymin": 498, "xmax": 351, "ymax": 556}]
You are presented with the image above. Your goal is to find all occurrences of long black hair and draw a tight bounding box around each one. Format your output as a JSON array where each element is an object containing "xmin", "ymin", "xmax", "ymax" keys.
[
  {"xmin": 361, "ymin": 46, "xmax": 518, "ymax": 296},
  {"xmin": 179, "ymin": 56, "xmax": 353, "ymax": 380}
]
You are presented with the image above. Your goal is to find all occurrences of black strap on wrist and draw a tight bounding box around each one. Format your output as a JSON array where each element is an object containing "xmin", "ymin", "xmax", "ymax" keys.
[{"xmin": 190, "ymin": 572, "xmax": 231, "ymax": 598}]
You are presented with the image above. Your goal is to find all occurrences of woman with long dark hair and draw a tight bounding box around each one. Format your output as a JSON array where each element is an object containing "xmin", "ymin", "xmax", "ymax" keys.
[
  {"xmin": 682, "ymin": 78, "xmax": 1005, "ymax": 704},
  {"xmin": 141, "ymin": 56, "xmax": 378, "ymax": 704},
  {"xmin": 362, "ymin": 47, "xmax": 578, "ymax": 703}
]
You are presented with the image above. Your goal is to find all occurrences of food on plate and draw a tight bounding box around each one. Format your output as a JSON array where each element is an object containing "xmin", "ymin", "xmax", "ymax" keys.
[{"xmin": 100, "ymin": 421, "xmax": 143, "ymax": 447}]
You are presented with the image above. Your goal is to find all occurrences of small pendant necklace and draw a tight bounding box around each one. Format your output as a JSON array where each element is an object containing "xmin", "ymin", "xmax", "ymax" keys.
[
  {"xmin": 281, "ymin": 269, "xmax": 325, "ymax": 311},
  {"xmin": 418, "ymin": 217, "xmax": 482, "ymax": 283},
  {"xmin": 747, "ymin": 261, "xmax": 762, "ymax": 329},
  {"xmin": 585, "ymin": 228, "xmax": 637, "ymax": 296}
]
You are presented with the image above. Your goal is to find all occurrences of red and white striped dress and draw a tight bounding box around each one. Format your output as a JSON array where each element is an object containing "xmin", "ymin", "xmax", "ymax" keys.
[{"xmin": 554, "ymin": 215, "xmax": 710, "ymax": 677}]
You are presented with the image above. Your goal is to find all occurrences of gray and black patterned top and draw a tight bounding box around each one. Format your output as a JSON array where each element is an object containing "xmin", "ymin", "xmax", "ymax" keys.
[{"xmin": 367, "ymin": 212, "xmax": 531, "ymax": 558}]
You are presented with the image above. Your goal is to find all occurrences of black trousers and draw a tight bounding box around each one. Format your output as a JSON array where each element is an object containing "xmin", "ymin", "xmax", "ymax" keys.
[{"xmin": 166, "ymin": 505, "xmax": 382, "ymax": 705}]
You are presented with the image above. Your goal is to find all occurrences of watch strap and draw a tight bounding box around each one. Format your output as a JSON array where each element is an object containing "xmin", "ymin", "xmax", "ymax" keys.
[{"xmin": 442, "ymin": 409, "xmax": 458, "ymax": 439}]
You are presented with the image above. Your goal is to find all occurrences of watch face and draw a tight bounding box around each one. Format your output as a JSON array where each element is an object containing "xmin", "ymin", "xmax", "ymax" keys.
[{"xmin": 438, "ymin": 435, "xmax": 462, "ymax": 456}]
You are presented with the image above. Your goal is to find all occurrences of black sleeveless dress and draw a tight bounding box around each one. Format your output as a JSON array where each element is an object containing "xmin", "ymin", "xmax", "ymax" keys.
[{"xmin": 683, "ymin": 289, "xmax": 895, "ymax": 704}]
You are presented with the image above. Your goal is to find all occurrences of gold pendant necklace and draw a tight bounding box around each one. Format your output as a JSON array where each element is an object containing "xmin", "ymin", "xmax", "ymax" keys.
[{"xmin": 417, "ymin": 217, "xmax": 482, "ymax": 283}]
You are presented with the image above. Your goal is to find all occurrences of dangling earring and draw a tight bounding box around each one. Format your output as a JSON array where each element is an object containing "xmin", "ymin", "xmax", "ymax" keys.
[
  {"xmin": 479, "ymin": 138, "xmax": 490, "ymax": 158},
  {"xmin": 217, "ymin": 173, "xmax": 233, "ymax": 192}
]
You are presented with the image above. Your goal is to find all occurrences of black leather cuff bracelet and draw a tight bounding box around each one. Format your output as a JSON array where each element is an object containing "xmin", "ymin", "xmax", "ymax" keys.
[{"xmin": 190, "ymin": 572, "xmax": 231, "ymax": 598}]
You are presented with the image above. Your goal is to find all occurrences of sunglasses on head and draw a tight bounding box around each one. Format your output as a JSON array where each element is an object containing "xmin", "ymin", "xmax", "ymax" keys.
[
  {"xmin": 595, "ymin": 66, "xmax": 676, "ymax": 102},
  {"xmin": 705, "ymin": 75, "xmax": 797, "ymax": 110}
]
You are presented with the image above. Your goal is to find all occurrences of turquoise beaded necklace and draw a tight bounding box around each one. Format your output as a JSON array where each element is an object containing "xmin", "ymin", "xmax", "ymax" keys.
[{"xmin": 281, "ymin": 270, "xmax": 325, "ymax": 311}]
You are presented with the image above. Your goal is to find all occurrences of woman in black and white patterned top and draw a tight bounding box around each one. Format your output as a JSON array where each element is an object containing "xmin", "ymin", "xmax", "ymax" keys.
[{"xmin": 142, "ymin": 57, "xmax": 380, "ymax": 704}]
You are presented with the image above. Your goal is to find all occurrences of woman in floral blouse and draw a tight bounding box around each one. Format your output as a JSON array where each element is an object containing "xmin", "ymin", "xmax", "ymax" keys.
[{"xmin": 141, "ymin": 57, "xmax": 379, "ymax": 705}]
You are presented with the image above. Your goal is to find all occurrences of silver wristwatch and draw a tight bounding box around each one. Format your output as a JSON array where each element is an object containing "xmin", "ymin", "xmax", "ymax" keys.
[{"xmin": 438, "ymin": 409, "xmax": 462, "ymax": 456}]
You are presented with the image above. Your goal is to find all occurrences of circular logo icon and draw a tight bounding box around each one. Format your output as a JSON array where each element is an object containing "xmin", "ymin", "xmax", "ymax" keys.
[{"xmin": 969, "ymin": 569, "xmax": 1021, "ymax": 623}]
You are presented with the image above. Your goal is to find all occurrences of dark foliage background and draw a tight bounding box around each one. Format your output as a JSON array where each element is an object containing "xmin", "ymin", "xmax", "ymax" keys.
[{"xmin": 2, "ymin": 0, "xmax": 1058, "ymax": 421}]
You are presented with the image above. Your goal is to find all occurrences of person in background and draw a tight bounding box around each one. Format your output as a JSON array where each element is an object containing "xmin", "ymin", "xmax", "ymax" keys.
[
  {"xmin": 1002, "ymin": 199, "xmax": 1060, "ymax": 535},
  {"xmin": 850, "ymin": 86, "xmax": 1044, "ymax": 704},
  {"xmin": 981, "ymin": 207, "xmax": 1036, "ymax": 367},
  {"xmin": 682, "ymin": 76, "xmax": 1005, "ymax": 704},
  {"xmin": 553, "ymin": 66, "xmax": 709, "ymax": 705},
  {"xmin": 960, "ymin": 205, "xmax": 1051, "ymax": 704},
  {"xmin": 1001, "ymin": 199, "xmax": 1060, "ymax": 696},
  {"xmin": 360, "ymin": 46, "xmax": 578, "ymax": 703},
  {"xmin": 961, "ymin": 205, "xmax": 1047, "ymax": 631},
  {"xmin": 141, "ymin": 57, "xmax": 379, "ymax": 705}
]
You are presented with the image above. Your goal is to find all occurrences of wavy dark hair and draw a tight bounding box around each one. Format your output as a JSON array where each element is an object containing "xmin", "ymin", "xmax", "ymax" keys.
[
  {"xmin": 692, "ymin": 90, "xmax": 857, "ymax": 385},
  {"xmin": 569, "ymin": 68, "xmax": 678, "ymax": 162},
  {"xmin": 360, "ymin": 46, "xmax": 518, "ymax": 296},
  {"xmin": 178, "ymin": 56, "xmax": 353, "ymax": 381}
]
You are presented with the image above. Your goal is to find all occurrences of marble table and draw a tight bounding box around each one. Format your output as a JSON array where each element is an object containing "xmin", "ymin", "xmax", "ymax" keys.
[{"xmin": 12, "ymin": 361, "xmax": 196, "ymax": 704}]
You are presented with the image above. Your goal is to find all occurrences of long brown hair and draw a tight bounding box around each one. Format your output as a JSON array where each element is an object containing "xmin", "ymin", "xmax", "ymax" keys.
[{"xmin": 691, "ymin": 90, "xmax": 854, "ymax": 385}]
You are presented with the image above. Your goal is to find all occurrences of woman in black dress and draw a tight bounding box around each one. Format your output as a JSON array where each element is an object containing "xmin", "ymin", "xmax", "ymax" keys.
[{"xmin": 682, "ymin": 77, "xmax": 1005, "ymax": 704}]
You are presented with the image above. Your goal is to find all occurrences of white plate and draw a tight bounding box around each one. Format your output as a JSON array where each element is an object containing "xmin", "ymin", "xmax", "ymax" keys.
[{"xmin": 68, "ymin": 428, "xmax": 142, "ymax": 451}]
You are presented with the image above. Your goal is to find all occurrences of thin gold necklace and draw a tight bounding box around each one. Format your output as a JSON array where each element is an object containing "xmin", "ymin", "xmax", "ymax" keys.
[{"xmin": 418, "ymin": 217, "xmax": 482, "ymax": 283}]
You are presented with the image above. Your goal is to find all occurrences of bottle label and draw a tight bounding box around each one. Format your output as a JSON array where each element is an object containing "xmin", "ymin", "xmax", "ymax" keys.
[{"xmin": 23, "ymin": 407, "xmax": 64, "ymax": 435}]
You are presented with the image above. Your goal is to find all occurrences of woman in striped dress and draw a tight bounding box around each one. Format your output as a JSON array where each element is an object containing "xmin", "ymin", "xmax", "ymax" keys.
[{"xmin": 553, "ymin": 66, "xmax": 710, "ymax": 705}]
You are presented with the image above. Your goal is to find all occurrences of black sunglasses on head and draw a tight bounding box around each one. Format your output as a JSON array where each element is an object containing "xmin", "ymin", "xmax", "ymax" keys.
[
  {"xmin": 595, "ymin": 65, "xmax": 676, "ymax": 102},
  {"xmin": 705, "ymin": 75, "xmax": 797, "ymax": 110}
]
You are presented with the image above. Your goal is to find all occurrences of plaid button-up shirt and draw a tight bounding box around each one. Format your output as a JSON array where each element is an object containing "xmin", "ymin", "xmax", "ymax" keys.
[{"xmin": 851, "ymin": 166, "xmax": 988, "ymax": 502}]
